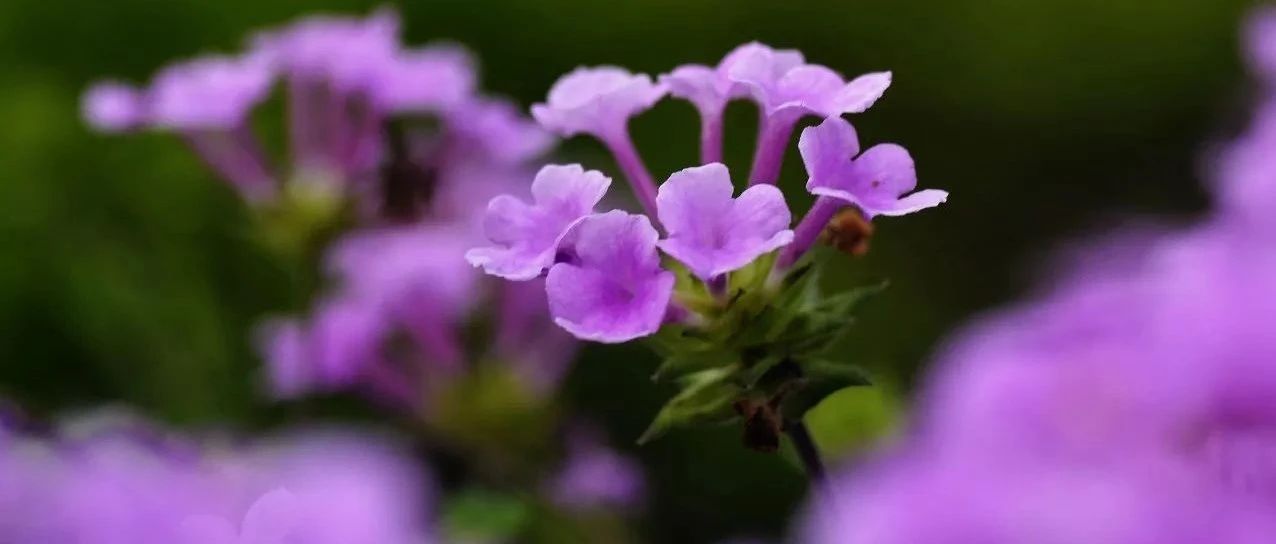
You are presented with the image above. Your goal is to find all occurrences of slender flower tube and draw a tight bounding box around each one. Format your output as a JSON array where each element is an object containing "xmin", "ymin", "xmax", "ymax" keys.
[
  {"xmin": 775, "ymin": 196, "xmax": 844, "ymax": 270},
  {"xmin": 532, "ymin": 67, "xmax": 667, "ymax": 219}
]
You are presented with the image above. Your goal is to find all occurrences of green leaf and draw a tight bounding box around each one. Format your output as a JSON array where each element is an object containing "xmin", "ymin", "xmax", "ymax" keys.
[
  {"xmin": 779, "ymin": 360, "xmax": 873, "ymax": 420},
  {"xmin": 441, "ymin": 489, "xmax": 532, "ymax": 541},
  {"xmin": 638, "ymin": 366, "xmax": 741, "ymax": 444}
]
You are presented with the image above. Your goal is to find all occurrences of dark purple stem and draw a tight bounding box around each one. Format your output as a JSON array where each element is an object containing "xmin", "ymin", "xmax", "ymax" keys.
[
  {"xmin": 699, "ymin": 111, "xmax": 724, "ymax": 165},
  {"xmin": 748, "ymin": 114, "xmax": 797, "ymax": 186},
  {"xmin": 602, "ymin": 127, "xmax": 661, "ymax": 221},
  {"xmin": 775, "ymin": 197, "xmax": 843, "ymax": 271},
  {"xmin": 784, "ymin": 419, "xmax": 827, "ymax": 485}
]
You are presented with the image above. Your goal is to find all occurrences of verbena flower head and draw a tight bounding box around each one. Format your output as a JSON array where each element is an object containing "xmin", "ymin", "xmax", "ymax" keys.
[
  {"xmin": 727, "ymin": 43, "xmax": 891, "ymax": 123},
  {"xmin": 81, "ymin": 82, "xmax": 144, "ymax": 133},
  {"xmin": 531, "ymin": 66, "xmax": 667, "ymax": 139},
  {"xmin": 546, "ymin": 211, "xmax": 675, "ymax": 343},
  {"xmin": 800, "ymin": 116, "xmax": 947, "ymax": 218},
  {"xmin": 655, "ymin": 163, "xmax": 793, "ymax": 280},
  {"xmin": 467, "ymin": 164, "xmax": 612, "ymax": 281},
  {"xmin": 147, "ymin": 53, "xmax": 276, "ymax": 131}
]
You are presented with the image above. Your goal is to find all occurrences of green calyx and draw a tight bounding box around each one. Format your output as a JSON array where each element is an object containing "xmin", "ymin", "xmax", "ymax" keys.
[{"xmin": 638, "ymin": 253, "xmax": 885, "ymax": 447}]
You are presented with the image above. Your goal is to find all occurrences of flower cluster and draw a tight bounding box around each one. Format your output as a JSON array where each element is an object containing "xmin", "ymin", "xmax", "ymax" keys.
[
  {"xmin": 83, "ymin": 8, "xmax": 549, "ymax": 221},
  {"xmin": 84, "ymin": 8, "xmax": 645, "ymax": 538},
  {"xmin": 469, "ymin": 43, "xmax": 947, "ymax": 444},
  {"xmin": 803, "ymin": 10, "xmax": 1276, "ymax": 542},
  {"xmin": 0, "ymin": 413, "xmax": 434, "ymax": 544}
]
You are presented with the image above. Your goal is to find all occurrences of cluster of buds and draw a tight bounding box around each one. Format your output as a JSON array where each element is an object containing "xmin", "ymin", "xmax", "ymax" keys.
[{"xmin": 468, "ymin": 44, "xmax": 948, "ymax": 448}]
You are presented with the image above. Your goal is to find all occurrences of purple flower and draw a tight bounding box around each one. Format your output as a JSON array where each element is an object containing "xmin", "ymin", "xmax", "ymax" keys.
[
  {"xmin": 727, "ymin": 43, "xmax": 890, "ymax": 123},
  {"xmin": 467, "ymin": 164, "xmax": 612, "ymax": 281},
  {"xmin": 546, "ymin": 211, "xmax": 675, "ymax": 343},
  {"xmin": 371, "ymin": 45, "xmax": 476, "ymax": 114},
  {"xmin": 660, "ymin": 43, "xmax": 786, "ymax": 118},
  {"xmin": 531, "ymin": 66, "xmax": 666, "ymax": 140},
  {"xmin": 251, "ymin": 9, "xmax": 400, "ymax": 93},
  {"xmin": 655, "ymin": 163, "xmax": 793, "ymax": 280},
  {"xmin": 446, "ymin": 97, "xmax": 556, "ymax": 164},
  {"xmin": 147, "ymin": 54, "xmax": 275, "ymax": 131},
  {"xmin": 660, "ymin": 43, "xmax": 801, "ymax": 163},
  {"xmin": 82, "ymin": 82, "xmax": 144, "ymax": 133},
  {"xmin": 548, "ymin": 429, "xmax": 645, "ymax": 512},
  {"xmin": 1245, "ymin": 6, "xmax": 1276, "ymax": 82},
  {"xmin": 799, "ymin": 116, "xmax": 947, "ymax": 218},
  {"xmin": 258, "ymin": 298, "xmax": 387, "ymax": 400}
]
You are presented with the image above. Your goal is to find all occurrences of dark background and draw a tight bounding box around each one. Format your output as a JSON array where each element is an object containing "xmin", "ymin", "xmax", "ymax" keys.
[{"xmin": 0, "ymin": 0, "xmax": 1257, "ymax": 541}]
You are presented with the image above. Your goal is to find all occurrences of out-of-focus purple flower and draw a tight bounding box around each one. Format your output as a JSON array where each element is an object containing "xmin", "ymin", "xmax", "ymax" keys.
[
  {"xmin": 371, "ymin": 45, "xmax": 476, "ymax": 114},
  {"xmin": 546, "ymin": 211, "xmax": 675, "ymax": 343},
  {"xmin": 0, "ymin": 416, "xmax": 435, "ymax": 544},
  {"xmin": 548, "ymin": 429, "xmax": 645, "ymax": 512},
  {"xmin": 1245, "ymin": 6, "xmax": 1276, "ymax": 82},
  {"xmin": 1215, "ymin": 102, "xmax": 1276, "ymax": 235},
  {"xmin": 147, "ymin": 54, "xmax": 275, "ymax": 131},
  {"xmin": 531, "ymin": 67, "xmax": 666, "ymax": 140},
  {"xmin": 655, "ymin": 163, "xmax": 793, "ymax": 280},
  {"xmin": 82, "ymin": 82, "xmax": 144, "ymax": 133},
  {"xmin": 258, "ymin": 298, "xmax": 387, "ymax": 400},
  {"xmin": 251, "ymin": 9, "xmax": 399, "ymax": 93},
  {"xmin": 467, "ymin": 164, "xmax": 612, "ymax": 281},
  {"xmin": 447, "ymin": 97, "xmax": 556, "ymax": 164},
  {"xmin": 329, "ymin": 224, "xmax": 478, "ymax": 316},
  {"xmin": 496, "ymin": 279, "xmax": 580, "ymax": 396},
  {"xmin": 799, "ymin": 116, "xmax": 947, "ymax": 218}
]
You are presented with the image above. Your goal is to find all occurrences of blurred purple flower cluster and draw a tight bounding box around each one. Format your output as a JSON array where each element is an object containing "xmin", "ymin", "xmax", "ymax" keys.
[
  {"xmin": 0, "ymin": 413, "xmax": 434, "ymax": 544},
  {"xmin": 804, "ymin": 9, "xmax": 1276, "ymax": 543},
  {"xmin": 470, "ymin": 43, "xmax": 948, "ymax": 344}
]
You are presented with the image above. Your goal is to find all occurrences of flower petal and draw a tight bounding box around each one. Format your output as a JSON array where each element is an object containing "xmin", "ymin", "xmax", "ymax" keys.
[{"xmin": 801, "ymin": 116, "xmax": 861, "ymax": 191}]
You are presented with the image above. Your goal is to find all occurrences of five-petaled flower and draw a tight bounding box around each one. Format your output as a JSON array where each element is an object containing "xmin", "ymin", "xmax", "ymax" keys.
[
  {"xmin": 467, "ymin": 164, "xmax": 612, "ymax": 281},
  {"xmin": 546, "ymin": 211, "xmax": 676, "ymax": 343},
  {"xmin": 656, "ymin": 163, "xmax": 794, "ymax": 281}
]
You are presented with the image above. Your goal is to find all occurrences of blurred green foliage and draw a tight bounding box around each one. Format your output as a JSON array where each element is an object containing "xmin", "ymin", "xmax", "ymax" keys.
[{"xmin": 0, "ymin": 0, "xmax": 1257, "ymax": 541}]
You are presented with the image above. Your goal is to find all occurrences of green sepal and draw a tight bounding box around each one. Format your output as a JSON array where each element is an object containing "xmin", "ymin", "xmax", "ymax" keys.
[
  {"xmin": 637, "ymin": 366, "xmax": 741, "ymax": 445},
  {"xmin": 778, "ymin": 359, "xmax": 873, "ymax": 419}
]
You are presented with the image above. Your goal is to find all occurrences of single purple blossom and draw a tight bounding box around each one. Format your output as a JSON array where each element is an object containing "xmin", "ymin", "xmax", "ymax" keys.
[
  {"xmin": 655, "ymin": 163, "xmax": 793, "ymax": 281},
  {"xmin": 531, "ymin": 66, "xmax": 666, "ymax": 140},
  {"xmin": 82, "ymin": 82, "xmax": 144, "ymax": 133},
  {"xmin": 467, "ymin": 164, "xmax": 612, "ymax": 281},
  {"xmin": 800, "ymin": 116, "xmax": 947, "ymax": 217},
  {"xmin": 531, "ymin": 67, "xmax": 666, "ymax": 218},
  {"xmin": 546, "ymin": 211, "xmax": 675, "ymax": 343}
]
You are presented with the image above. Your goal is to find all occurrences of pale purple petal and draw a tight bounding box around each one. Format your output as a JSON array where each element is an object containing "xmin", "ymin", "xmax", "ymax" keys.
[
  {"xmin": 82, "ymin": 82, "xmax": 144, "ymax": 132},
  {"xmin": 147, "ymin": 54, "xmax": 276, "ymax": 130},
  {"xmin": 660, "ymin": 64, "xmax": 729, "ymax": 115},
  {"xmin": 546, "ymin": 211, "xmax": 674, "ymax": 343},
  {"xmin": 446, "ymin": 97, "xmax": 555, "ymax": 163},
  {"xmin": 531, "ymin": 66, "xmax": 667, "ymax": 138},
  {"xmin": 656, "ymin": 163, "xmax": 793, "ymax": 279},
  {"xmin": 832, "ymin": 71, "xmax": 893, "ymax": 114},
  {"xmin": 798, "ymin": 115, "xmax": 860, "ymax": 184},
  {"xmin": 328, "ymin": 225, "xmax": 478, "ymax": 317},
  {"xmin": 1246, "ymin": 6, "xmax": 1276, "ymax": 81},
  {"xmin": 802, "ymin": 118, "xmax": 946, "ymax": 218},
  {"xmin": 252, "ymin": 9, "xmax": 400, "ymax": 92},
  {"xmin": 467, "ymin": 164, "xmax": 611, "ymax": 281},
  {"xmin": 549, "ymin": 431, "xmax": 645, "ymax": 511},
  {"xmin": 240, "ymin": 488, "xmax": 301, "ymax": 544},
  {"xmin": 372, "ymin": 45, "xmax": 476, "ymax": 114},
  {"xmin": 257, "ymin": 319, "xmax": 314, "ymax": 399}
]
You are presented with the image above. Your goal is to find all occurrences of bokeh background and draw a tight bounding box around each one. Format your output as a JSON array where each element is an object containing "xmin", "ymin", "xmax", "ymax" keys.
[{"xmin": 0, "ymin": 0, "xmax": 1260, "ymax": 541}]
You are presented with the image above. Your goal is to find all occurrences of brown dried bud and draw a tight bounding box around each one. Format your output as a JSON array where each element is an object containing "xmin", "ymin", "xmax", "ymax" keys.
[
  {"xmin": 735, "ymin": 398, "xmax": 782, "ymax": 453},
  {"xmin": 824, "ymin": 207, "xmax": 875, "ymax": 256}
]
